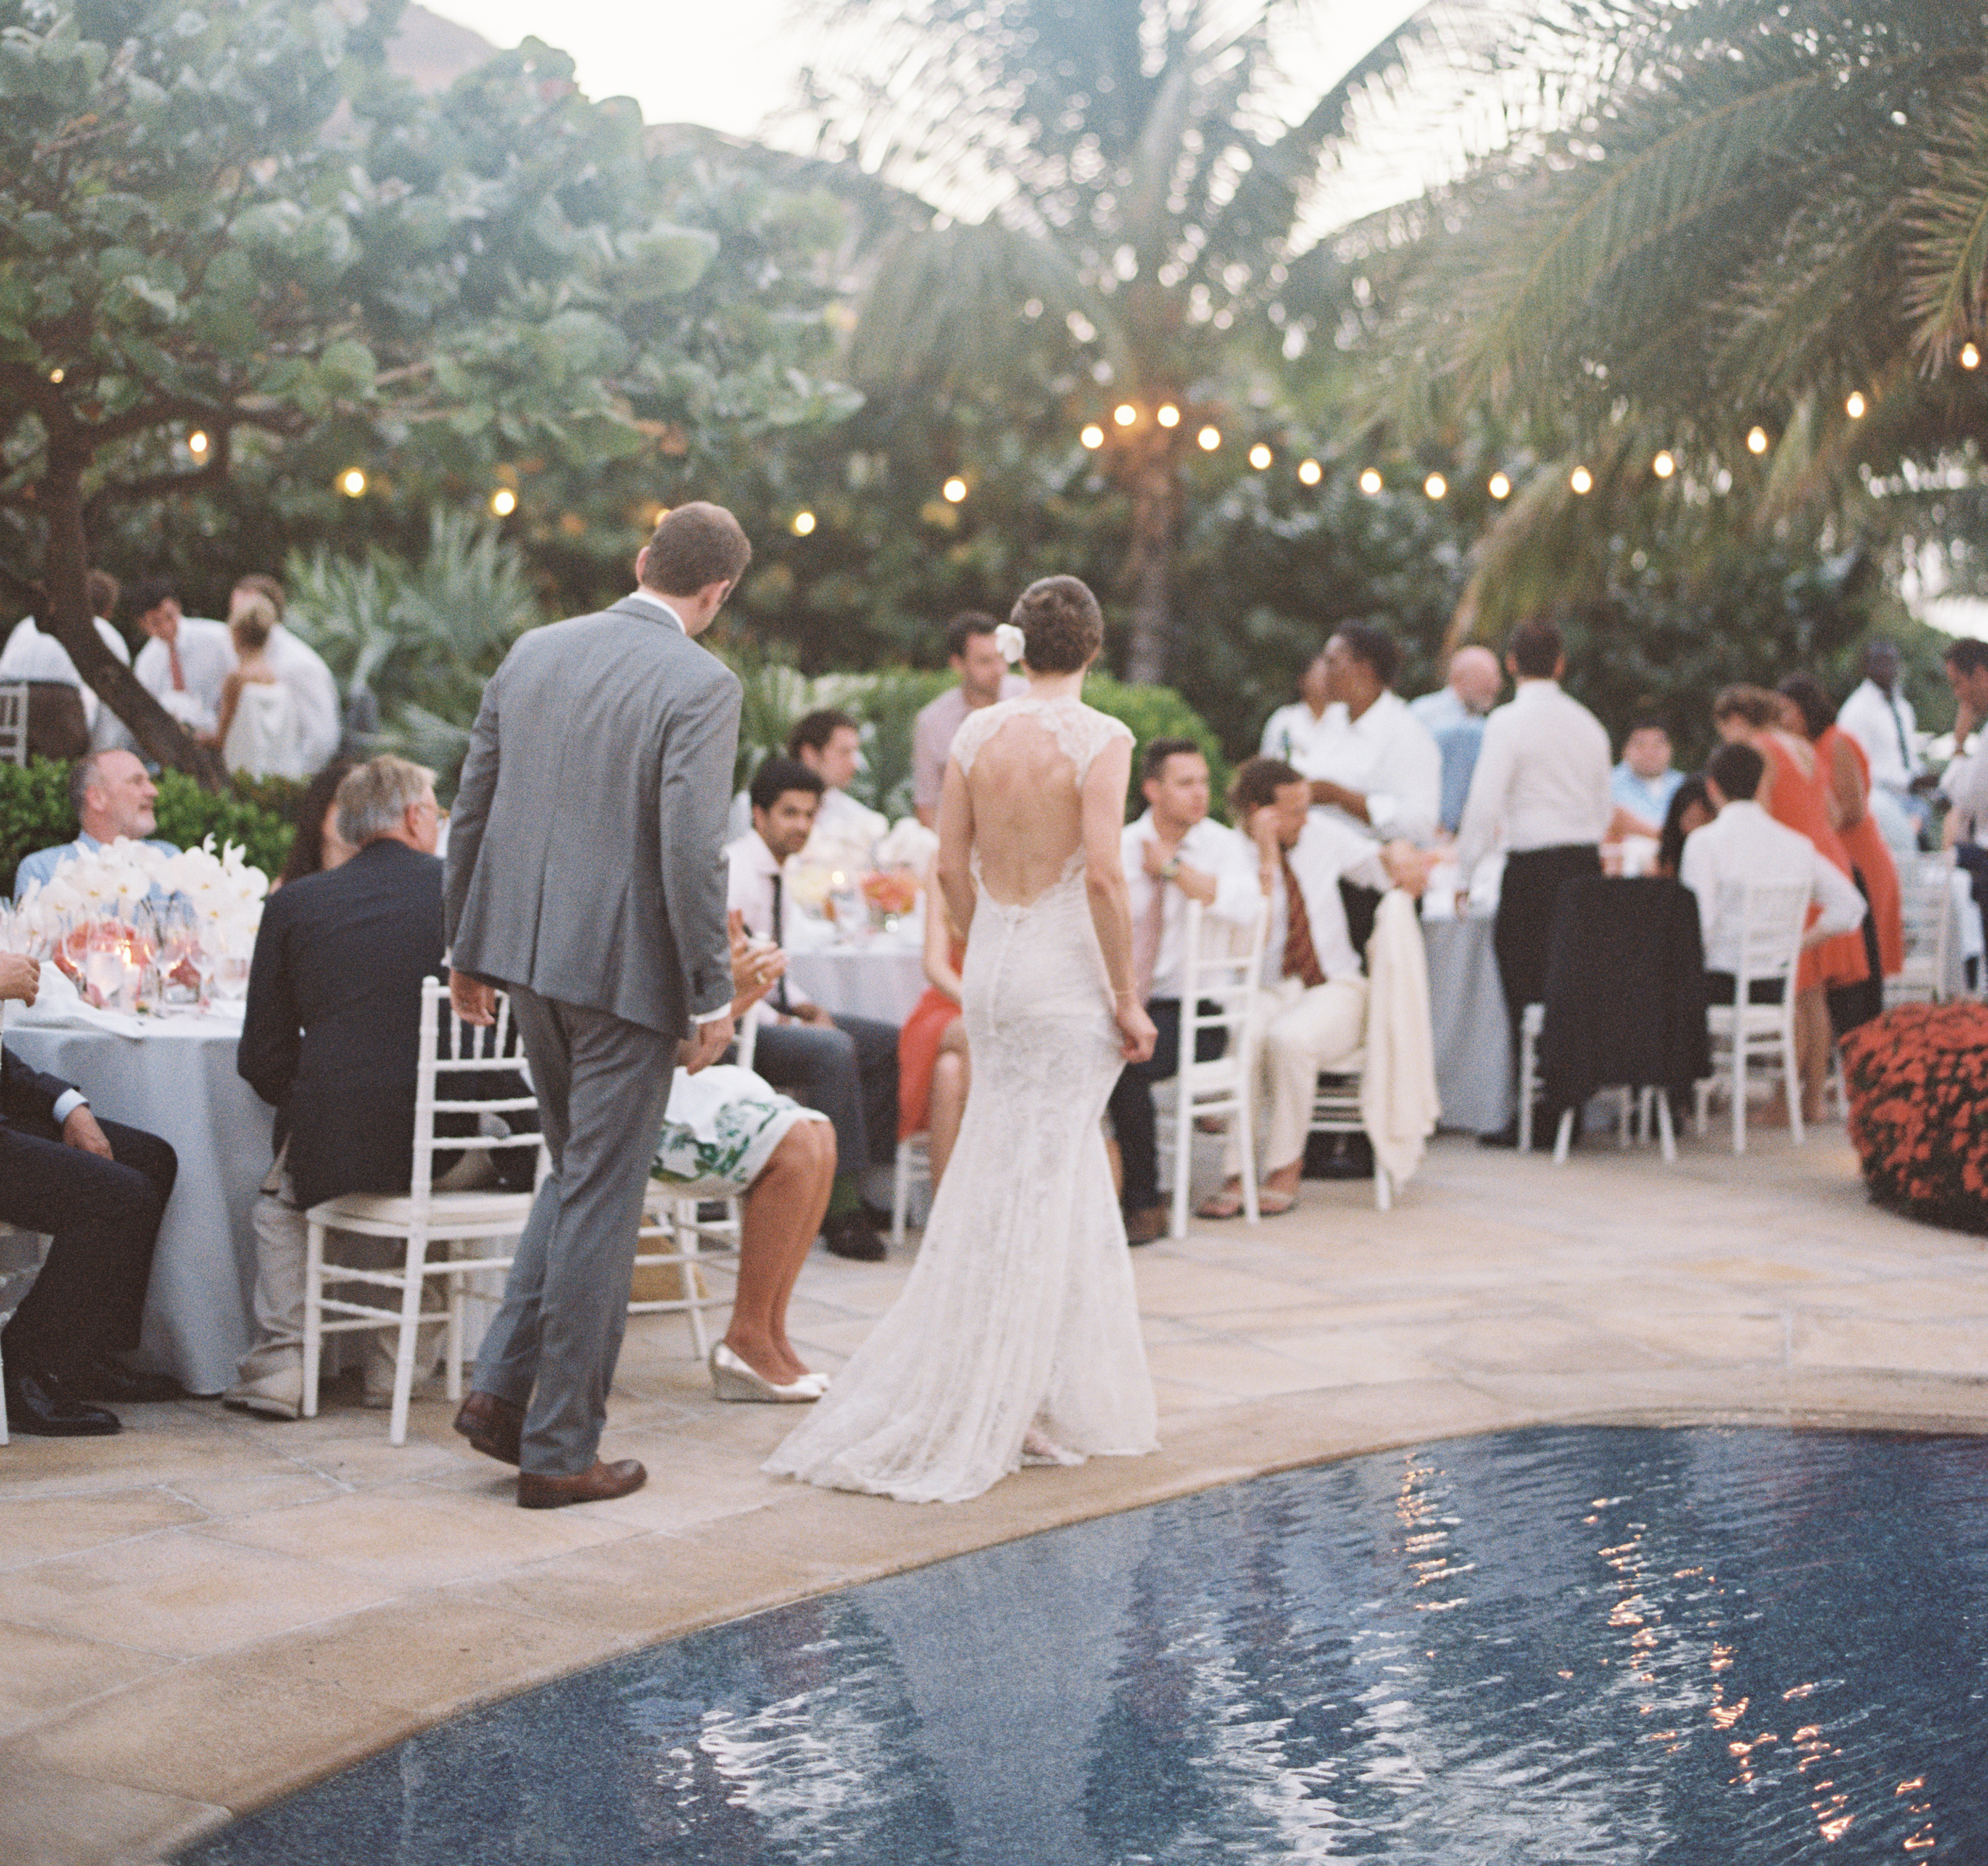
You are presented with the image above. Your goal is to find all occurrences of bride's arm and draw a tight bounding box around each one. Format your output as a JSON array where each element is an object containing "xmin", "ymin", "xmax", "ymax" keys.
[
  {"xmin": 1081, "ymin": 737, "xmax": 1156, "ymax": 1062},
  {"xmin": 935, "ymin": 756, "xmax": 977, "ymax": 941}
]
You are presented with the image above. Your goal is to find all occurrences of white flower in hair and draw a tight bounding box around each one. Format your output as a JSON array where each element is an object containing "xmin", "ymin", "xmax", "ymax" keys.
[{"xmin": 993, "ymin": 621, "xmax": 1026, "ymax": 665}]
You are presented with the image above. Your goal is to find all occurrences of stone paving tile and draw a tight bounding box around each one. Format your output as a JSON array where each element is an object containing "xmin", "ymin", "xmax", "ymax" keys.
[
  {"xmin": 0, "ymin": 1488, "xmax": 209, "ymax": 1570},
  {"xmin": 0, "ymin": 1747, "xmax": 224, "ymax": 1866}
]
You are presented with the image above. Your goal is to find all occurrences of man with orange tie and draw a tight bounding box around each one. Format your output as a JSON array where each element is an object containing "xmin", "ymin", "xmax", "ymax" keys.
[
  {"xmin": 1195, "ymin": 758, "xmax": 1426, "ymax": 1220},
  {"xmin": 124, "ymin": 578, "xmax": 235, "ymax": 737},
  {"xmin": 1109, "ymin": 739, "xmax": 1259, "ymax": 1243}
]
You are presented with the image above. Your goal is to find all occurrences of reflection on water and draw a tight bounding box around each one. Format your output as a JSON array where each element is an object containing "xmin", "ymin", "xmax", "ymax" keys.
[{"xmin": 184, "ymin": 1427, "xmax": 1988, "ymax": 1863}]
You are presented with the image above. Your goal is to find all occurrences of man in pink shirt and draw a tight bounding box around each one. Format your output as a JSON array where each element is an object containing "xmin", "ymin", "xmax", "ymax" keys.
[{"xmin": 911, "ymin": 611, "xmax": 1027, "ymax": 827}]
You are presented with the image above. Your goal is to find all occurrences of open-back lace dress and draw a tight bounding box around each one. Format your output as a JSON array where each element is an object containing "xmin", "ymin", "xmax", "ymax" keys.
[{"xmin": 765, "ymin": 695, "xmax": 1160, "ymax": 1503}]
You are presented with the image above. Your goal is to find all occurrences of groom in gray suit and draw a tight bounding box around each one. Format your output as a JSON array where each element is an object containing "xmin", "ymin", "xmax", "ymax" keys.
[{"xmin": 444, "ymin": 502, "xmax": 747, "ymax": 1508}]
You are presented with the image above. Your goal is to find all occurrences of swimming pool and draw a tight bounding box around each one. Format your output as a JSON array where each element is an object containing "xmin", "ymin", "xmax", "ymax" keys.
[{"xmin": 183, "ymin": 1425, "xmax": 1988, "ymax": 1862}]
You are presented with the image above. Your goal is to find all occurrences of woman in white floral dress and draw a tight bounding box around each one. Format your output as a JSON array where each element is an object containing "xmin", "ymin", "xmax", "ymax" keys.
[{"xmin": 766, "ymin": 576, "xmax": 1160, "ymax": 1501}]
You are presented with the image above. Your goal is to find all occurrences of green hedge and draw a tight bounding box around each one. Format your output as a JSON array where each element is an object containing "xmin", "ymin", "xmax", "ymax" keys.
[{"xmin": 0, "ymin": 760, "xmax": 298, "ymax": 898}]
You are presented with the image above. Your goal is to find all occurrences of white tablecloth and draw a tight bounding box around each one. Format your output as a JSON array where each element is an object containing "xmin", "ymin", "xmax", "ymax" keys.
[
  {"xmin": 786, "ymin": 944, "xmax": 929, "ymax": 1026},
  {"xmin": 7, "ymin": 993, "xmax": 268, "ymax": 1395}
]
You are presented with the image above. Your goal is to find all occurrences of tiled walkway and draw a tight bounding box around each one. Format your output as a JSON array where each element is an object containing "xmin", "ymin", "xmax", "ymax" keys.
[{"xmin": 3, "ymin": 1128, "xmax": 1985, "ymax": 1864}]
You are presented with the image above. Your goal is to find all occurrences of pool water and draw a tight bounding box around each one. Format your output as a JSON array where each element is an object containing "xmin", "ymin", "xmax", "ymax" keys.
[{"xmin": 184, "ymin": 1426, "xmax": 1988, "ymax": 1863}]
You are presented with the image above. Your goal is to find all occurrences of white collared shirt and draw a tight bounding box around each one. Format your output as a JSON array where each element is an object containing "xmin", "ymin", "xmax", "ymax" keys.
[
  {"xmin": 0, "ymin": 616, "xmax": 132, "ymax": 736},
  {"xmin": 264, "ymin": 625, "xmax": 341, "ymax": 775},
  {"xmin": 1677, "ymin": 799, "xmax": 1865, "ymax": 974},
  {"xmin": 1285, "ymin": 689, "xmax": 1441, "ymax": 845},
  {"xmin": 625, "ymin": 588, "xmax": 687, "ymax": 632},
  {"xmin": 802, "ymin": 787, "xmax": 887, "ymax": 870},
  {"xmin": 131, "ymin": 616, "xmax": 234, "ymax": 732},
  {"xmin": 1235, "ymin": 813, "xmax": 1388, "ymax": 988},
  {"xmin": 1258, "ymin": 700, "xmax": 1334, "ymax": 767},
  {"xmin": 1453, "ymin": 679, "xmax": 1613, "ymax": 875},
  {"xmin": 1837, "ymin": 678, "xmax": 1921, "ymax": 792},
  {"xmin": 725, "ymin": 829, "xmax": 813, "ymax": 1017},
  {"xmin": 1121, "ymin": 811, "xmax": 1262, "ymax": 1001}
]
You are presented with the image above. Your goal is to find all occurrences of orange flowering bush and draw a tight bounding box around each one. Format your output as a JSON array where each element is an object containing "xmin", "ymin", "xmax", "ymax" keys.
[{"xmin": 1839, "ymin": 1003, "xmax": 1988, "ymax": 1235}]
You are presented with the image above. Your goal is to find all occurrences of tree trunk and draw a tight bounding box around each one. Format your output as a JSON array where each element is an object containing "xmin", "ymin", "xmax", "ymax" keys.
[
  {"xmin": 37, "ymin": 455, "xmax": 228, "ymax": 789},
  {"xmin": 1123, "ymin": 437, "xmax": 1179, "ymax": 686}
]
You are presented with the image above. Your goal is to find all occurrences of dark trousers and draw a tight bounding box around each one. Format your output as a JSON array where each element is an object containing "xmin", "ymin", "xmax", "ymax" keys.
[
  {"xmin": 1493, "ymin": 843, "xmax": 1603, "ymax": 1070},
  {"xmin": 0, "ymin": 1114, "xmax": 177, "ymax": 1377},
  {"xmin": 1106, "ymin": 998, "xmax": 1224, "ymax": 1213},
  {"xmin": 753, "ymin": 1013, "xmax": 899, "ymax": 1174}
]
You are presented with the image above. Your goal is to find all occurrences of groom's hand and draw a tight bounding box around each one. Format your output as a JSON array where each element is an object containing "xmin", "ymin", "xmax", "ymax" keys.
[
  {"xmin": 449, "ymin": 969, "xmax": 496, "ymax": 1026},
  {"xmin": 683, "ymin": 1011, "xmax": 734, "ymax": 1075}
]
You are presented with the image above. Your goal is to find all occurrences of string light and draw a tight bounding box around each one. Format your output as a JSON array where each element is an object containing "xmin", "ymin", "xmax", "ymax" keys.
[
  {"xmin": 187, "ymin": 430, "xmax": 209, "ymax": 457},
  {"xmin": 1569, "ymin": 466, "xmax": 1593, "ymax": 495},
  {"xmin": 1424, "ymin": 472, "xmax": 1447, "ymax": 500},
  {"xmin": 48, "ymin": 367, "xmax": 63, "ymax": 384},
  {"xmin": 1113, "ymin": 403, "xmax": 1137, "ymax": 427},
  {"xmin": 791, "ymin": 510, "xmax": 816, "ymax": 536},
  {"xmin": 1197, "ymin": 425, "xmax": 1221, "ymax": 451},
  {"xmin": 338, "ymin": 468, "xmax": 366, "ymax": 497},
  {"xmin": 490, "ymin": 487, "xmax": 517, "ymax": 516},
  {"xmin": 1248, "ymin": 443, "xmax": 1273, "ymax": 470},
  {"xmin": 1746, "ymin": 426, "xmax": 1770, "ymax": 454},
  {"xmin": 1652, "ymin": 451, "xmax": 1676, "ymax": 479},
  {"xmin": 942, "ymin": 477, "xmax": 967, "ymax": 503},
  {"xmin": 1845, "ymin": 392, "xmax": 1867, "ymax": 420},
  {"xmin": 1297, "ymin": 459, "xmax": 1323, "ymax": 486},
  {"xmin": 1080, "ymin": 424, "xmax": 1105, "ymax": 449},
  {"xmin": 1964, "ymin": 343, "xmax": 1982, "ymax": 371},
  {"xmin": 1488, "ymin": 472, "xmax": 1512, "ymax": 499},
  {"xmin": 1359, "ymin": 468, "xmax": 1383, "ymax": 495},
  {"xmin": 1157, "ymin": 404, "xmax": 1180, "ymax": 428}
]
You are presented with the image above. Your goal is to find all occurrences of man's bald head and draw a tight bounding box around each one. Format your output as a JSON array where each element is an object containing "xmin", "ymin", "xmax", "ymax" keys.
[{"xmin": 1449, "ymin": 645, "xmax": 1502, "ymax": 716}]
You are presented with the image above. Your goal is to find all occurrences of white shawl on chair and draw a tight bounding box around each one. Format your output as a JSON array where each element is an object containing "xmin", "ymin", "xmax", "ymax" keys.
[{"xmin": 1361, "ymin": 890, "xmax": 1440, "ymax": 1189}]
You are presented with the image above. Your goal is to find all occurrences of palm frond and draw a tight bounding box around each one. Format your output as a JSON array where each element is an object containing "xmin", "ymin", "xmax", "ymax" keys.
[{"xmin": 1904, "ymin": 78, "xmax": 1988, "ymax": 364}]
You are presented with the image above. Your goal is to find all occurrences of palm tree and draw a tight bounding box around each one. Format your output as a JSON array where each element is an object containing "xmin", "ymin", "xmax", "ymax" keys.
[
  {"xmin": 1354, "ymin": 0, "xmax": 1988, "ymax": 640},
  {"xmin": 793, "ymin": 0, "xmax": 1447, "ymax": 682}
]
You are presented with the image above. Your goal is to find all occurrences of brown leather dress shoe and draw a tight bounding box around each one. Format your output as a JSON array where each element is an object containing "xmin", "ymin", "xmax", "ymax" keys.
[
  {"xmin": 453, "ymin": 1391, "xmax": 525, "ymax": 1466},
  {"xmin": 517, "ymin": 1458, "xmax": 647, "ymax": 1510}
]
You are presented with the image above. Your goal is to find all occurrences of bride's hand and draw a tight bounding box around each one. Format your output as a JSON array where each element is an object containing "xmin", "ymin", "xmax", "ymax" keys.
[{"xmin": 1114, "ymin": 993, "xmax": 1157, "ymax": 1064}]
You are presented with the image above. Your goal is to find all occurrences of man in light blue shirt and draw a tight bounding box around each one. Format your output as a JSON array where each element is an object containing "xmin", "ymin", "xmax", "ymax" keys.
[
  {"xmin": 12, "ymin": 751, "xmax": 179, "ymax": 901},
  {"xmin": 1609, "ymin": 718, "xmax": 1683, "ymax": 835}
]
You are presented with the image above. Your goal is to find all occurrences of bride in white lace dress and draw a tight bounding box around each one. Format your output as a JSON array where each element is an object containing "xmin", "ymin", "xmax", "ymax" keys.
[{"xmin": 765, "ymin": 576, "xmax": 1160, "ymax": 1503}]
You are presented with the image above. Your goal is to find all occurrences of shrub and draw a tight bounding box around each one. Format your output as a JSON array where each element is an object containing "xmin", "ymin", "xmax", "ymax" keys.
[
  {"xmin": 1840, "ymin": 1002, "xmax": 1988, "ymax": 1236},
  {"xmin": 0, "ymin": 760, "xmax": 296, "ymax": 897}
]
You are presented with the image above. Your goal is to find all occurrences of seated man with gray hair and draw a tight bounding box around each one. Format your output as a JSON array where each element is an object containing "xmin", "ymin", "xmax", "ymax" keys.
[
  {"xmin": 229, "ymin": 755, "xmax": 532, "ymax": 1416},
  {"xmin": 12, "ymin": 749, "xmax": 180, "ymax": 902}
]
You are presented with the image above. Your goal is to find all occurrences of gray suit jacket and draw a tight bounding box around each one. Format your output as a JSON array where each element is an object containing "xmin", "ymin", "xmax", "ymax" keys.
[{"xmin": 444, "ymin": 597, "xmax": 741, "ymax": 1038}]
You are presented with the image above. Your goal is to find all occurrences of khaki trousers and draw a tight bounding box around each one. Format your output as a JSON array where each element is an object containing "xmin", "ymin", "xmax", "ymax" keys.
[{"xmin": 1224, "ymin": 974, "xmax": 1368, "ymax": 1177}]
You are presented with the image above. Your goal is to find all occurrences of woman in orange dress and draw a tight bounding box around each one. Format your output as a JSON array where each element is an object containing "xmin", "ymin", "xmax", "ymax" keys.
[
  {"xmin": 1779, "ymin": 673, "xmax": 1902, "ymax": 1023},
  {"xmin": 1713, "ymin": 685, "xmax": 1868, "ymax": 1121},
  {"xmin": 895, "ymin": 855, "xmax": 971, "ymax": 1189}
]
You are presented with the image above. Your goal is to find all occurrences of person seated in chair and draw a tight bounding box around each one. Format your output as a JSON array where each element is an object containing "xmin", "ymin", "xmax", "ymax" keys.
[
  {"xmin": 12, "ymin": 750, "xmax": 179, "ymax": 903},
  {"xmin": 1679, "ymin": 742, "xmax": 1865, "ymax": 1006},
  {"xmin": 726, "ymin": 757, "xmax": 899, "ymax": 1262},
  {"xmin": 1196, "ymin": 759, "xmax": 1427, "ymax": 1220},
  {"xmin": 0, "ymin": 952, "xmax": 179, "ymax": 1435},
  {"xmin": 1108, "ymin": 737, "xmax": 1259, "ymax": 1243},
  {"xmin": 230, "ymin": 756, "xmax": 534, "ymax": 1418}
]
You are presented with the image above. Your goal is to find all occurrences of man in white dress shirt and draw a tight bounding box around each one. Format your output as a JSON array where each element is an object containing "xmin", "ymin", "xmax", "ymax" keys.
[
  {"xmin": 1837, "ymin": 640, "xmax": 1930, "ymax": 841},
  {"xmin": 0, "ymin": 570, "xmax": 133, "ymax": 752},
  {"xmin": 124, "ymin": 578, "xmax": 235, "ymax": 736},
  {"xmin": 1452, "ymin": 617, "xmax": 1613, "ymax": 1144},
  {"xmin": 1258, "ymin": 648, "xmax": 1334, "ymax": 767},
  {"xmin": 232, "ymin": 574, "xmax": 341, "ymax": 776},
  {"xmin": 1195, "ymin": 758, "xmax": 1425, "ymax": 1219},
  {"xmin": 1681, "ymin": 742, "xmax": 1865, "ymax": 1000},
  {"xmin": 1107, "ymin": 739, "xmax": 1260, "ymax": 1242},
  {"xmin": 788, "ymin": 709, "xmax": 887, "ymax": 869},
  {"xmin": 1938, "ymin": 638, "xmax": 1988, "ymax": 963},
  {"xmin": 1287, "ymin": 623, "xmax": 1441, "ymax": 848},
  {"xmin": 911, "ymin": 612, "xmax": 1028, "ymax": 827},
  {"xmin": 726, "ymin": 756, "xmax": 897, "ymax": 1262}
]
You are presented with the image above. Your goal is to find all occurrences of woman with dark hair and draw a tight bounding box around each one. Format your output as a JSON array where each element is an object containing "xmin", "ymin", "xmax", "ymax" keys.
[
  {"xmin": 1654, "ymin": 774, "xmax": 1714, "ymax": 880},
  {"xmin": 275, "ymin": 757, "xmax": 358, "ymax": 888}
]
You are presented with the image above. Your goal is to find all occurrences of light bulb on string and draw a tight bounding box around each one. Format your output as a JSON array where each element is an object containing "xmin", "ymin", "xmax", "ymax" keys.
[
  {"xmin": 338, "ymin": 468, "xmax": 367, "ymax": 497},
  {"xmin": 1652, "ymin": 451, "xmax": 1676, "ymax": 479},
  {"xmin": 1746, "ymin": 426, "xmax": 1770, "ymax": 455},
  {"xmin": 48, "ymin": 367, "xmax": 64, "ymax": 384},
  {"xmin": 1297, "ymin": 459, "xmax": 1322, "ymax": 486},
  {"xmin": 1569, "ymin": 466, "xmax": 1592, "ymax": 495},
  {"xmin": 942, "ymin": 477, "xmax": 967, "ymax": 504},
  {"xmin": 1197, "ymin": 426, "xmax": 1221, "ymax": 451},
  {"xmin": 1080, "ymin": 424, "xmax": 1105, "ymax": 449},
  {"xmin": 791, "ymin": 510, "xmax": 816, "ymax": 536},
  {"xmin": 1845, "ymin": 392, "xmax": 1867, "ymax": 420},
  {"xmin": 1157, "ymin": 404, "xmax": 1180, "ymax": 428},
  {"xmin": 1113, "ymin": 403, "xmax": 1137, "ymax": 427},
  {"xmin": 1488, "ymin": 472, "xmax": 1512, "ymax": 500},
  {"xmin": 187, "ymin": 430, "xmax": 209, "ymax": 457},
  {"xmin": 1248, "ymin": 443, "xmax": 1273, "ymax": 470},
  {"xmin": 1963, "ymin": 343, "xmax": 1982, "ymax": 371},
  {"xmin": 1424, "ymin": 472, "xmax": 1447, "ymax": 500},
  {"xmin": 1359, "ymin": 468, "xmax": 1383, "ymax": 495},
  {"xmin": 490, "ymin": 487, "xmax": 517, "ymax": 517}
]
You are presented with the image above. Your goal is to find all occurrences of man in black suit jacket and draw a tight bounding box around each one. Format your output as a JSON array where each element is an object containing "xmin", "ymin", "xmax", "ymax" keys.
[
  {"xmin": 0, "ymin": 953, "xmax": 179, "ymax": 1436},
  {"xmin": 231, "ymin": 755, "xmax": 501, "ymax": 1418}
]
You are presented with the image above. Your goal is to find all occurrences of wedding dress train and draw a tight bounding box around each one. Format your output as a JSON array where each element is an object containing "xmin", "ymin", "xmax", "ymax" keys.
[{"xmin": 765, "ymin": 696, "xmax": 1159, "ymax": 1503}]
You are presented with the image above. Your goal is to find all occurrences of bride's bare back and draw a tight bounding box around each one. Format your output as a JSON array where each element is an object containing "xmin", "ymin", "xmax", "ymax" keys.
[{"xmin": 960, "ymin": 711, "xmax": 1088, "ymax": 904}]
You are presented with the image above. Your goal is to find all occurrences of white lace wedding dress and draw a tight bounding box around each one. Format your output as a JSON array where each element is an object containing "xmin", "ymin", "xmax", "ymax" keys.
[{"xmin": 765, "ymin": 695, "xmax": 1160, "ymax": 1503}]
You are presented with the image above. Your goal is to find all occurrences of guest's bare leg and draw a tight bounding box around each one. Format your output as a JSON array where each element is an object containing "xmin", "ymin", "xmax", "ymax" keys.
[
  {"xmin": 928, "ymin": 1026, "xmax": 971, "ymax": 1186},
  {"xmin": 724, "ymin": 1122, "xmax": 834, "ymax": 1383},
  {"xmin": 1794, "ymin": 987, "xmax": 1833, "ymax": 1123}
]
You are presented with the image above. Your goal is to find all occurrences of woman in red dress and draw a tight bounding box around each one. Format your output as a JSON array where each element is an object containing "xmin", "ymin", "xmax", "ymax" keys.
[
  {"xmin": 895, "ymin": 855, "xmax": 971, "ymax": 1190},
  {"xmin": 1714, "ymin": 685, "xmax": 1868, "ymax": 1122}
]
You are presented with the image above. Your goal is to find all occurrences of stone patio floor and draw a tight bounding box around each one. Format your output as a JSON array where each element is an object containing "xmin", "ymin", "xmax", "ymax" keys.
[{"xmin": 3, "ymin": 1124, "xmax": 1987, "ymax": 1865}]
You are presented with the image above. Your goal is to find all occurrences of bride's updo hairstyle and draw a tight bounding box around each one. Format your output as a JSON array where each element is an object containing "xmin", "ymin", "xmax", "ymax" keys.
[{"xmin": 1011, "ymin": 575, "xmax": 1103, "ymax": 674}]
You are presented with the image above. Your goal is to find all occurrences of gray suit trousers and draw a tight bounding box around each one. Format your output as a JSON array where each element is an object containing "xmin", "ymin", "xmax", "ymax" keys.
[{"xmin": 474, "ymin": 985, "xmax": 671, "ymax": 1474}]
